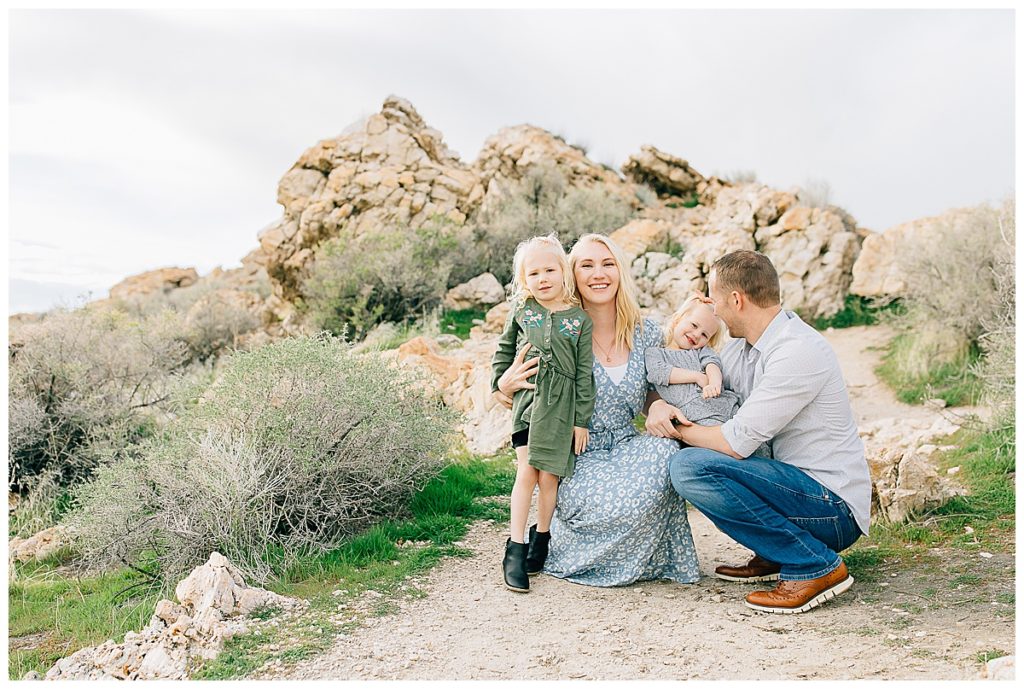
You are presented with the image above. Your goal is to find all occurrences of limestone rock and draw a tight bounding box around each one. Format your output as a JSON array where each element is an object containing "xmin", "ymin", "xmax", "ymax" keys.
[
  {"xmin": 443, "ymin": 273, "xmax": 506, "ymax": 311},
  {"xmin": 391, "ymin": 332, "xmax": 511, "ymax": 456},
  {"xmin": 622, "ymin": 145, "xmax": 705, "ymax": 198},
  {"xmin": 252, "ymin": 95, "xmax": 484, "ymax": 309},
  {"xmin": 108, "ymin": 267, "xmax": 199, "ymax": 301},
  {"xmin": 473, "ymin": 125, "xmax": 630, "ymax": 212},
  {"xmin": 861, "ymin": 413, "xmax": 968, "ymax": 523},
  {"xmin": 9, "ymin": 525, "xmax": 71, "ymax": 564},
  {"xmin": 43, "ymin": 552, "xmax": 301, "ymax": 680},
  {"xmin": 979, "ymin": 655, "xmax": 1015, "ymax": 680},
  {"xmin": 850, "ymin": 207, "xmax": 976, "ymax": 298},
  {"xmin": 867, "ymin": 447, "xmax": 966, "ymax": 523},
  {"xmin": 609, "ymin": 219, "xmax": 671, "ymax": 266}
]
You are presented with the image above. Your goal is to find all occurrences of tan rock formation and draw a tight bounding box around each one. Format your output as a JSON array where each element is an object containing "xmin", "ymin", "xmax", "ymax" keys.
[
  {"xmin": 254, "ymin": 96, "xmax": 485, "ymax": 307},
  {"xmin": 108, "ymin": 267, "xmax": 199, "ymax": 300},
  {"xmin": 473, "ymin": 125, "xmax": 631, "ymax": 211},
  {"xmin": 850, "ymin": 208, "xmax": 975, "ymax": 298},
  {"xmin": 621, "ymin": 145, "xmax": 706, "ymax": 198},
  {"xmin": 43, "ymin": 552, "xmax": 301, "ymax": 680}
]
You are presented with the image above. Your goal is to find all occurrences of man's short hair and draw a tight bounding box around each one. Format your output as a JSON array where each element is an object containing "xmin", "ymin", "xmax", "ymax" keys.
[{"xmin": 711, "ymin": 250, "xmax": 781, "ymax": 307}]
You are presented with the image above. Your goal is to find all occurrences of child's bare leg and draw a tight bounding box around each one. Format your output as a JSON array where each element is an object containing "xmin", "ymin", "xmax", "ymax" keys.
[
  {"xmin": 509, "ymin": 446, "xmax": 538, "ymax": 543},
  {"xmin": 536, "ymin": 470, "xmax": 560, "ymax": 532}
]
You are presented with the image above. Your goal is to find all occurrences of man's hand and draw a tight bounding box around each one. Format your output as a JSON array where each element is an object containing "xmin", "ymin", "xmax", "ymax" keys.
[
  {"xmin": 702, "ymin": 383, "xmax": 721, "ymax": 399},
  {"xmin": 574, "ymin": 426, "xmax": 589, "ymax": 455},
  {"xmin": 645, "ymin": 399, "xmax": 691, "ymax": 439},
  {"xmin": 492, "ymin": 389, "xmax": 514, "ymax": 410}
]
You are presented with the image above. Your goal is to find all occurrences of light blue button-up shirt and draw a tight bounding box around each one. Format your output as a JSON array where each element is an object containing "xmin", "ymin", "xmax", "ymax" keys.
[{"xmin": 719, "ymin": 310, "xmax": 871, "ymax": 536}]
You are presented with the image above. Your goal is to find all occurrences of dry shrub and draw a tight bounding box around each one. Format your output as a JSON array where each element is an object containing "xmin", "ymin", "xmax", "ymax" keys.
[
  {"xmin": 69, "ymin": 335, "xmax": 459, "ymax": 584},
  {"xmin": 301, "ymin": 221, "xmax": 462, "ymax": 340},
  {"xmin": 472, "ymin": 163, "xmax": 635, "ymax": 284},
  {"xmin": 972, "ymin": 199, "xmax": 1015, "ymax": 422},
  {"xmin": 880, "ymin": 199, "xmax": 1014, "ymax": 412},
  {"xmin": 8, "ymin": 308, "xmax": 191, "ymax": 495}
]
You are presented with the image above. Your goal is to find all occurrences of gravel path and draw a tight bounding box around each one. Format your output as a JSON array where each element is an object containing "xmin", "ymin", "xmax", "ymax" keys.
[{"xmin": 259, "ymin": 325, "xmax": 1014, "ymax": 680}]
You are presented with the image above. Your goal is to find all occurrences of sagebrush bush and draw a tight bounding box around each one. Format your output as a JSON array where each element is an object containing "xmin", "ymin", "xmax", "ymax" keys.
[
  {"xmin": 301, "ymin": 221, "xmax": 462, "ymax": 340},
  {"xmin": 111, "ymin": 271, "xmax": 271, "ymax": 361},
  {"xmin": 972, "ymin": 199, "xmax": 1015, "ymax": 422},
  {"xmin": 8, "ymin": 308, "xmax": 191, "ymax": 494},
  {"xmin": 880, "ymin": 199, "xmax": 1014, "ymax": 407},
  {"xmin": 69, "ymin": 335, "xmax": 460, "ymax": 584},
  {"xmin": 472, "ymin": 163, "xmax": 635, "ymax": 284}
]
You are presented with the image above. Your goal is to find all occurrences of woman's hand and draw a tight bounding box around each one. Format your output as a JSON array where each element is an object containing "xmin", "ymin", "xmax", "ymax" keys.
[
  {"xmin": 702, "ymin": 383, "xmax": 721, "ymax": 399},
  {"xmin": 492, "ymin": 343, "xmax": 541, "ymax": 409},
  {"xmin": 645, "ymin": 399, "xmax": 690, "ymax": 439}
]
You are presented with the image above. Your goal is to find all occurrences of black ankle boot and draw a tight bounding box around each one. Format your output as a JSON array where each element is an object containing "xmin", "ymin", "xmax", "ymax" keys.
[
  {"xmin": 526, "ymin": 524, "xmax": 551, "ymax": 575},
  {"xmin": 502, "ymin": 538, "xmax": 530, "ymax": 592}
]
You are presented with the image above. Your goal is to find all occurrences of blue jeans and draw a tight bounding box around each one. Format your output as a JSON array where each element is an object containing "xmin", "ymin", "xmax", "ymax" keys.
[{"xmin": 669, "ymin": 447, "xmax": 861, "ymax": 580}]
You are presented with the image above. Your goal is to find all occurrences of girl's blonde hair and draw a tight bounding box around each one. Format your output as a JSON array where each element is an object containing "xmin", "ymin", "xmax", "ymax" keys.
[
  {"xmin": 509, "ymin": 234, "xmax": 577, "ymax": 309},
  {"xmin": 568, "ymin": 233, "xmax": 643, "ymax": 352},
  {"xmin": 665, "ymin": 293, "xmax": 725, "ymax": 350}
]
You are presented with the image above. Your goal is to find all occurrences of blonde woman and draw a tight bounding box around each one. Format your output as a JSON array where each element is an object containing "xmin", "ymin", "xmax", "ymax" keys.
[{"xmin": 494, "ymin": 233, "xmax": 700, "ymax": 586}]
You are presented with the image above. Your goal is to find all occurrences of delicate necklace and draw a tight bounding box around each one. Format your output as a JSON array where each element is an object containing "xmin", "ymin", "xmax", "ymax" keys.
[{"xmin": 593, "ymin": 335, "xmax": 617, "ymax": 363}]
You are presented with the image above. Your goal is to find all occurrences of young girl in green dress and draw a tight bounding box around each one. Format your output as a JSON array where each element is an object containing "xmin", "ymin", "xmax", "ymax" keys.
[{"xmin": 491, "ymin": 234, "xmax": 596, "ymax": 592}]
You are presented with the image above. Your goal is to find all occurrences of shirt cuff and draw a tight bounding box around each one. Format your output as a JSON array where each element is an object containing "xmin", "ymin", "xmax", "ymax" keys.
[{"xmin": 720, "ymin": 419, "xmax": 762, "ymax": 458}]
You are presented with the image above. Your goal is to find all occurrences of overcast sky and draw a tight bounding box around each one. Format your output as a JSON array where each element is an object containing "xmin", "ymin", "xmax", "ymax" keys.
[{"xmin": 7, "ymin": 8, "xmax": 1015, "ymax": 313}]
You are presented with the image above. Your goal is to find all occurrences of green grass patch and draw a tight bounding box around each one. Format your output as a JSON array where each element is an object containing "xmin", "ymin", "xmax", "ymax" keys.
[
  {"xmin": 844, "ymin": 422, "xmax": 1015, "ymax": 575},
  {"xmin": 876, "ymin": 333, "xmax": 982, "ymax": 406},
  {"xmin": 811, "ymin": 295, "xmax": 904, "ymax": 330},
  {"xmin": 194, "ymin": 453, "xmax": 515, "ymax": 679},
  {"xmin": 439, "ymin": 308, "xmax": 488, "ymax": 340},
  {"xmin": 8, "ymin": 566, "xmax": 165, "ymax": 679}
]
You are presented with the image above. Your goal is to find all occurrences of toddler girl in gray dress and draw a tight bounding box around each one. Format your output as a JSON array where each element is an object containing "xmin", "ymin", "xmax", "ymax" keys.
[{"xmin": 645, "ymin": 295, "xmax": 769, "ymax": 457}]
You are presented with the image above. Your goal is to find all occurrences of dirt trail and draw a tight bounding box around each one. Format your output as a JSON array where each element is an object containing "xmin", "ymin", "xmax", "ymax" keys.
[{"xmin": 262, "ymin": 325, "xmax": 1014, "ymax": 680}]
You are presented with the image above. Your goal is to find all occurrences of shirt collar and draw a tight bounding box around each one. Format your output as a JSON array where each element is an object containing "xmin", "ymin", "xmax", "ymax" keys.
[{"xmin": 749, "ymin": 309, "xmax": 793, "ymax": 355}]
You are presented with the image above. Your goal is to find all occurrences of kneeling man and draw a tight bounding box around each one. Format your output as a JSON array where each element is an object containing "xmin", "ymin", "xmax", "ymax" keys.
[{"xmin": 648, "ymin": 250, "xmax": 870, "ymax": 614}]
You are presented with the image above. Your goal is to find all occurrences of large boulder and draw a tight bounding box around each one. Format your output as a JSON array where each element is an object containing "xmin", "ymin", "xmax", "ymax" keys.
[
  {"xmin": 43, "ymin": 552, "xmax": 301, "ymax": 680},
  {"xmin": 254, "ymin": 96, "xmax": 486, "ymax": 308},
  {"xmin": 443, "ymin": 273, "xmax": 506, "ymax": 311},
  {"xmin": 850, "ymin": 207, "xmax": 976, "ymax": 298}
]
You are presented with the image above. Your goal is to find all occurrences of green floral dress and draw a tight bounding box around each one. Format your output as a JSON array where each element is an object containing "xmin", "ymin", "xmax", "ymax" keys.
[{"xmin": 490, "ymin": 299, "xmax": 596, "ymax": 477}]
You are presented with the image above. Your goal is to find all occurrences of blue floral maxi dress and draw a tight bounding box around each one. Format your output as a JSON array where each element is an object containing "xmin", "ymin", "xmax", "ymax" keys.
[{"xmin": 544, "ymin": 319, "xmax": 702, "ymax": 586}]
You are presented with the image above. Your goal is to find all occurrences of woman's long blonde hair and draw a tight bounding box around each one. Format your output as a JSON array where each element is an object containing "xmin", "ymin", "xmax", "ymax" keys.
[
  {"xmin": 665, "ymin": 293, "xmax": 725, "ymax": 350},
  {"xmin": 508, "ymin": 234, "xmax": 577, "ymax": 309},
  {"xmin": 569, "ymin": 233, "xmax": 643, "ymax": 352}
]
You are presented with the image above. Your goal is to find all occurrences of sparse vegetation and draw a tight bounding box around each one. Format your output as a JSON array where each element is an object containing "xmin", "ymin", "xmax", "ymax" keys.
[
  {"xmin": 811, "ymin": 295, "xmax": 904, "ymax": 330},
  {"xmin": 300, "ymin": 220, "xmax": 465, "ymax": 340},
  {"xmin": 8, "ymin": 308, "xmax": 192, "ymax": 510},
  {"xmin": 69, "ymin": 335, "xmax": 460, "ymax": 586},
  {"xmin": 471, "ymin": 163, "xmax": 634, "ymax": 285}
]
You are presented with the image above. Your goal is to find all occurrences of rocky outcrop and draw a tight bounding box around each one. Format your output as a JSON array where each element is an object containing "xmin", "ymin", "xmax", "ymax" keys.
[
  {"xmin": 850, "ymin": 207, "xmax": 974, "ymax": 298},
  {"xmin": 108, "ymin": 267, "xmax": 199, "ymax": 301},
  {"xmin": 254, "ymin": 96, "xmax": 485, "ymax": 309},
  {"xmin": 622, "ymin": 145, "xmax": 705, "ymax": 199},
  {"xmin": 472, "ymin": 125, "xmax": 632, "ymax": 211},
  {"xmin": 443, "ymin": 273, "xmax": 505, "ymax": 311},
  {"xmin": 607, "ymin": 184, "xmax": 861, "ymax": 320},
  {"xmin": 860, "ymin": 414, "xmax": 967, "ymax": 523},
  {"xmin": 42, "ymin": 552, "xmax": 301, "ymax": 680}
]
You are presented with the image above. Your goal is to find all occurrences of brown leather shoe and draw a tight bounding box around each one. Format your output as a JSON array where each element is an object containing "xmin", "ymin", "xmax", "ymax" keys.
[
  {"xmin": 714, "ymin": 554, "xmax": 781, "ymax": 583},
  {"xmin": 744, "ymin": 562, "xmax": 853, "ymax": 614}
]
